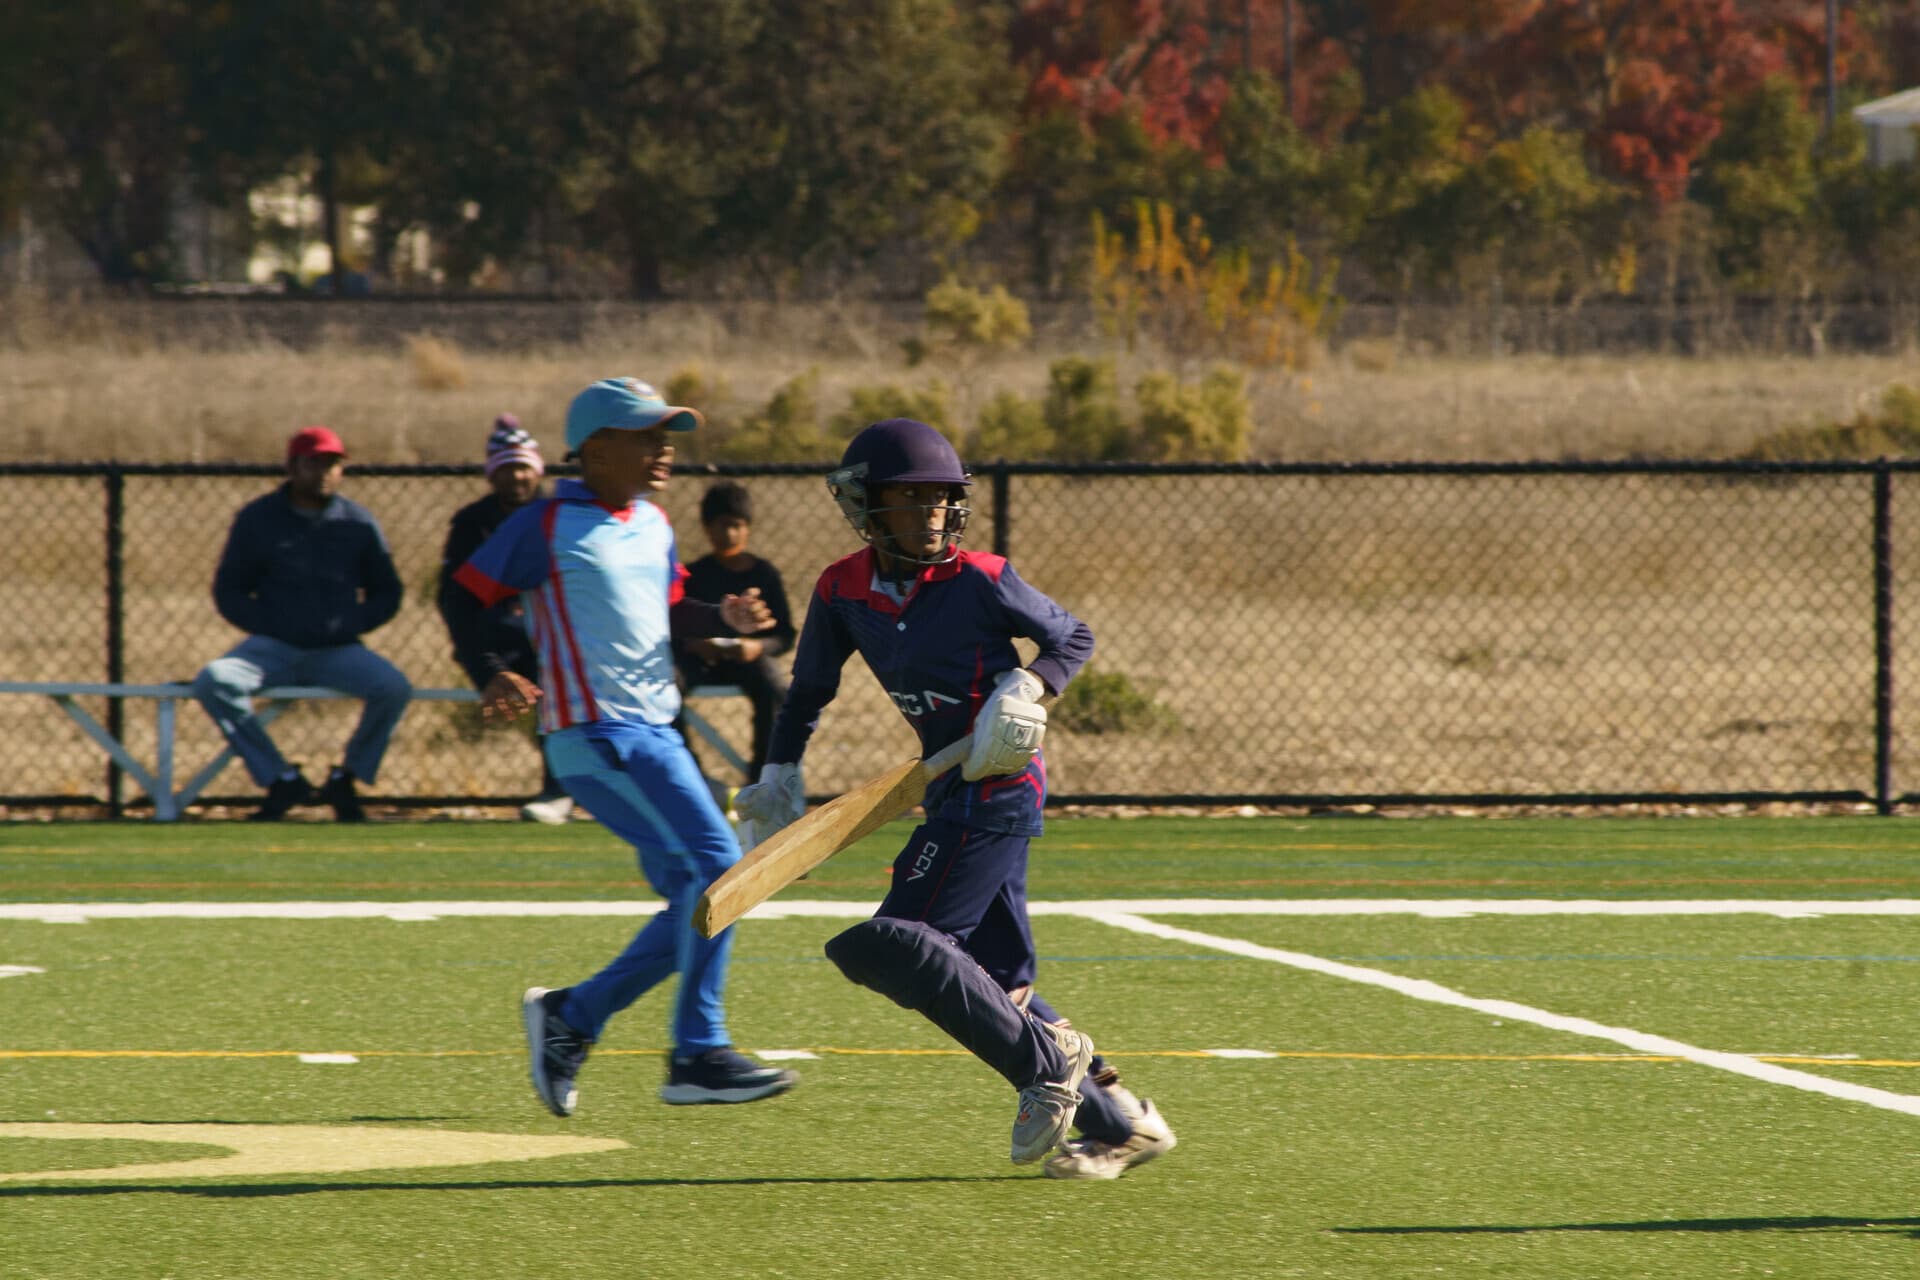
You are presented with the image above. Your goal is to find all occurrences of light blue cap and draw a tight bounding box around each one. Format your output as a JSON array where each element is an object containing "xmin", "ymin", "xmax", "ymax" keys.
[{"xmin": 564, "ymin": 377, "xmax": 703, "ymax": 455}]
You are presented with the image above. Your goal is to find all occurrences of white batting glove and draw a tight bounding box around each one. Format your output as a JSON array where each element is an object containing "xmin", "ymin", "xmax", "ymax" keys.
[
  {"xmin": 963, "ymin": 668, "xmax": 1048, "ymax": 781},
  {"xmin": 734, "ymin": 762, "xmax": 805, "ymax": 833}
]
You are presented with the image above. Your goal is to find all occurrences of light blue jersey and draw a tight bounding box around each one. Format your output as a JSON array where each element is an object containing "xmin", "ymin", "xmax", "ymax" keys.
[
  {"xmin": 453, "ymin": 475, "xmax": 740, "ymax": 1054},
  {"xmin": 454, "ymin": 478, "xmax": 688, "ymax": 731}
]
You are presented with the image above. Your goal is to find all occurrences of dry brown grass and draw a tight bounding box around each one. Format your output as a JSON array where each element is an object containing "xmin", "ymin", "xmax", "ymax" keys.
[
  {"xmin": 3, "ymin": 300, "xmax": 1917, "ymax": 463},
  {"xmin": 405, "ymin": 334, "xmax": 469, "ymax": 391}
]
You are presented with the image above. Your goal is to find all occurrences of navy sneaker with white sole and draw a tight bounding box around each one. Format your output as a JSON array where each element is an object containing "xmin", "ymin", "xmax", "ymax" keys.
[
  {"xmin": 523, "ymin": 986, "xmax": 590, "ymax": 1117},
  {"xmin": 660, "ymin": 1046, "xmax": 798, "ymax": 1105}
]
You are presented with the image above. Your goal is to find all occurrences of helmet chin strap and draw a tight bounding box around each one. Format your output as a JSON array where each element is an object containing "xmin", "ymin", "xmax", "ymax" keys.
[{"xmin": 869, "ymin": 528, "xmax": 954, "ymax": 582}]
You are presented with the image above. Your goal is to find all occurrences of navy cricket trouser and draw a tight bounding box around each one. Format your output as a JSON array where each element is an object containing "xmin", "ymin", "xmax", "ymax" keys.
[{"xmin": 857, "ymin": 818, "xmax": 1130, "ymax": 1143}]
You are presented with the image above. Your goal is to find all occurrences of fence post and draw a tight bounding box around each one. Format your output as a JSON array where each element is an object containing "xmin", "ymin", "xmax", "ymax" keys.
[
  {"xmin": 991, "ymin": 466, "xmax": 1011, "ymax": 558},
  {"xmin": 105, "ymin": 466, "xmax": 127, "ymax": 817},
  {"xmin": 1873, "ymin": 463, "xmax": 1894, "ymax": 815}
]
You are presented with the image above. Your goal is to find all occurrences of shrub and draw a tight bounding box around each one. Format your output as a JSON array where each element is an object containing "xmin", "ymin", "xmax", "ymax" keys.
[
  {"xmin": 405, "ymin": 334, "xmax": 466, "ymax": 390},
  {"xmin": 709, "ymin": 370, "xmax": 833, "ymax": 462},
  {"xmin": 1740, "ymin": 383, "xmax": 1920, "ymax": 460},
  {"xmin": 1135, "ymin": 366, "xmax": 1252, "ymax": 462},
  {"xmin": 1044, "ymin": 357, "xmax": 1132, "ymax": 461},
  {"xmin": 827, "ymin": 383, "xmax": 957, "ymax": 442},
  {"xmin": 665, "ymin": 364, "xmax": 727, "ymax": 415},
  {"xmin": 1054, "ymin": 664, "xmax": 1180, "ymax": 735},
  {"xmin": 1090, "ymin": 200, "xmax": 1340, "ymax": 370},
  {"xmin": 968, "ymin": 390, "xmax": 1049, "ymax": 460},
  {"xmin": 922, "ymin": 277, "xmax": 1032, "ymax": 354}
]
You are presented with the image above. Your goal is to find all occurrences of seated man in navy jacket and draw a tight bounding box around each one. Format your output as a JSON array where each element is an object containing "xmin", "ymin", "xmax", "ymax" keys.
[{"xmin": 191, "ymin": 426, "xmax": 412, "ymax": 821}]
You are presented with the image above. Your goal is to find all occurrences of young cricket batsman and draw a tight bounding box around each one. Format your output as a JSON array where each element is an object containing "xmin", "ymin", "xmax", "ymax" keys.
[{"xmin": 734, "ymin": 418, "xmax": 1175, "ymax": 1178}]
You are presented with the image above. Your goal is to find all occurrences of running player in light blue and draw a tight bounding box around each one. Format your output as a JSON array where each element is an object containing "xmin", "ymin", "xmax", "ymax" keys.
[{"xmin": 449, "ymin": 376, "xmax": 797, "ymax": 1115}]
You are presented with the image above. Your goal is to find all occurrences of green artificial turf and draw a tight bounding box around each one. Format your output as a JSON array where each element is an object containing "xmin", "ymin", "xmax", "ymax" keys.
[{"xmin": 4, "ymin": 815, "xmax": 1920, "ymax": 1278}]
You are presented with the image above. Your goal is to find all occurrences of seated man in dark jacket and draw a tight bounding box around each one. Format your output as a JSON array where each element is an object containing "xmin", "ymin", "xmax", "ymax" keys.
[
  {"xmin": 435, "ymin": 416, "xmax": 571, "ymax": 823},
  {"xmin": 191, "ymin": 426, "xmax": 412, "ymax": 821}
]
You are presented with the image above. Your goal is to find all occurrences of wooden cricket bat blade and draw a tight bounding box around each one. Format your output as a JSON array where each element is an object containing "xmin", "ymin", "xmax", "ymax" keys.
[{"xmin": 695, "ymin": 738, "xmax": 970, "ymax": 938}]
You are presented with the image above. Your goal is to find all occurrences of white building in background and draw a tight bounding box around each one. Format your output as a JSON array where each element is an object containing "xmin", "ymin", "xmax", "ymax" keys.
[
  {"xmin": 0, "ymin": 175, "xmax": 439, "ymax": 292},
  {"xmin": 244, "ymin": 177, "xmax": 436, "ymax": 288},
  {"xmin": 1854, "ymin": 87, "xmax": 1920, "ymax": 168}
]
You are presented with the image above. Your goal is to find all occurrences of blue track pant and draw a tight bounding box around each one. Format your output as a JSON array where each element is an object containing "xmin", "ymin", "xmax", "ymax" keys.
[{"xmin": 544, "ymin": 721, "xmax": 740, "ymax": 1053}]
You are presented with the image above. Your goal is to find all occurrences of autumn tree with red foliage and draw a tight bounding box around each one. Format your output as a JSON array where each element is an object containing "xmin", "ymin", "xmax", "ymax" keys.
[{"xmin": 1009, "ymin": 0, "xmax": 1871, "ymax": 205}]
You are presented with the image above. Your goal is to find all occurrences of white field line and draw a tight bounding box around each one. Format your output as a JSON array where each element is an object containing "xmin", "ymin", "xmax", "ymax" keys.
[
  {"xmin": 11, "ymin": 897, "xmax": 1920, "ymax": 1115},
  {"xmin": 1087, "ymin": 910, "xmax": 1920, "ymax": 1121},
  {"xmin": 9, "ymin": 898, "xmax": 1920, "ymax": 923}
]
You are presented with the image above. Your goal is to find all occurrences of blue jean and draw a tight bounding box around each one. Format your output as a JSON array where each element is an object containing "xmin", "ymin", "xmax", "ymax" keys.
[
  {"xmin": 544, "ymin": 721, "xmax": 741, "ymax": 1053},
  {"xmin": 192, "ymin": 635, "xmax": 412, "ymax": 786}
]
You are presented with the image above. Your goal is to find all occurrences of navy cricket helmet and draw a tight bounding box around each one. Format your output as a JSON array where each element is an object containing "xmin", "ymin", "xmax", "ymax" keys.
[{"xmin": 826, "ymin": 418, "xmax": 972, "ymax": 565}]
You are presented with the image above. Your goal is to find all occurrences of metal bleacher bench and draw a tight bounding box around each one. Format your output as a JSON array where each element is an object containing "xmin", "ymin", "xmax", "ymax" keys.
[{"xmin": 0, "ymin": 680, "xmax": 753, "ymax": 821}]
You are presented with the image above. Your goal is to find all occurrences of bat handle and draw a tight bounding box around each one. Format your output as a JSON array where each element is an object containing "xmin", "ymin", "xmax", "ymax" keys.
[{"xmin": 921, "ymin": 737, "xmax": 972, "ymax": 776}]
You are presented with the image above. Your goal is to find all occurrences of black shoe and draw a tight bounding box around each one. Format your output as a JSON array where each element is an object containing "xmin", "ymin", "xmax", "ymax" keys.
[
  {"xmin": 660, "ymin": 1046, "xmax": 798, "ymax": 1105},
  {"xmin": 523, "ymin": 986, "xmax": 590, "ymax": 1117},
  {"xmin": 247, "ymin": 772, "xmax": 314, "ymax": 822},
  {"xmin": 319, "ymin": 768, "xmax": 365, "ymax": 822}
]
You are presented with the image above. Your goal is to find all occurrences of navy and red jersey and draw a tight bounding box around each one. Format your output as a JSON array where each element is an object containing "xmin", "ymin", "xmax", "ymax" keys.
[{"xmin": 768, "ymin": 547, "xmax": 1093, "ymax": 836}]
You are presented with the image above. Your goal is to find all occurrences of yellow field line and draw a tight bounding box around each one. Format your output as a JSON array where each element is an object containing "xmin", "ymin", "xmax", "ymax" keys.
[{"xmin": 5, "ymin": 1048, "xmax": 1917, "ymax": 1067}]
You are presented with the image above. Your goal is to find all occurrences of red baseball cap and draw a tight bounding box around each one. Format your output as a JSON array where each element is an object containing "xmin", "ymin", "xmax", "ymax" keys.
[{"xmin": 287, "ymin": 425, "xmax": 347, "ymax": 461}]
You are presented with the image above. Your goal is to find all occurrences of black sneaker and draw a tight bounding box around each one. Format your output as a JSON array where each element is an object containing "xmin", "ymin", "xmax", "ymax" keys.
[
  {"xmin": 247, "ymin": 772, "xmax": 314, "ymax": 822},
  {"xmin": 319, "ymin": 768, "xmax": 366, "ymax": 822},
  {"xmin": 660, "ymin": 1046, "xmax": 798, "ymax": 1105},
  {"xmin": 523, "ymin": 987, "xmax": 590, "ymax": 1117}
]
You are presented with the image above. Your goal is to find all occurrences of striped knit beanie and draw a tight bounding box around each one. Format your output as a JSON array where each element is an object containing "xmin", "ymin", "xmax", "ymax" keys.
[{"xmin": 485, "ymin": 414, "xmax": 544, "ymax": 477}]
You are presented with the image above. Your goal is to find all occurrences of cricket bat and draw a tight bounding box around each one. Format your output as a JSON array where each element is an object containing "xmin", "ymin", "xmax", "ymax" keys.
[{"xmin": 694, "ymin": 736, "xmax": 972, "ymax": 938}]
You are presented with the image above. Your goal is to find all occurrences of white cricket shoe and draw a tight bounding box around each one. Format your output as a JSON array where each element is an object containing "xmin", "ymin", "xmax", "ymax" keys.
[
  {"xmin": 520, "ymin": 794, "xmax": 574, "ymax": 825},
  {"xmin": 1010, "ymin": 1022, "xmax": 1093, "ymax": 1164},
  {"xmin": 1043, "ymin": 1090, "xmax": 1177, "ymax": 1180}
]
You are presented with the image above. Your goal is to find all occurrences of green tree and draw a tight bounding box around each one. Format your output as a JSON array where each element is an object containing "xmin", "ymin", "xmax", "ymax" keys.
[
  {"xmin": 187, "ymin": 0, "xmax": 438, "ymax": 288},
  {"xmin": 1692, "ymin": 77, "xmax": 1825, "ymax": 289},
  {"xmin": 369, "ymin": 0, "xmax": 564, "ymax": 282},
  {"xmin": 0, "ymin": 6, "xmax": 38, "ymax": 233},
  {"xmin": 1348, "ymin": 85, "xmax": 1478, "ymax": 296},
  {"xmin": 996, "ymin": 106, "xmax": 1197, "ymax": 295},
  {"xmin": 715, "ymin": 0, "xmax": 1016, "ymax": 281},
  {"xmin": 560, "ymin": 0, "xmax": 782, "ymax": 296},
  {"xmin": 0, "ymin": 0, "xmax": 199, "ymax": 286},
  {"xmin": 493, "ymin": 0, "xmax": 1016, "ymax": 297},
  {"xmin": 1457, "ymin": 126, "xmax": 1625, "ymax": 300},
  {"xmin": 1815, "ymin": 111, "xmax": 1920, "ymax": 300},
  {"xmin": 1189, "ymin": 73, "xmax": 1329, "ymax": 261}
]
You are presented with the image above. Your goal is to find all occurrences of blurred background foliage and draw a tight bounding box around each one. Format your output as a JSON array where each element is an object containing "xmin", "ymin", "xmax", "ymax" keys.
[{"xmin": 1, "ymin": 0, "xmax": 1918, "ymax": 320}]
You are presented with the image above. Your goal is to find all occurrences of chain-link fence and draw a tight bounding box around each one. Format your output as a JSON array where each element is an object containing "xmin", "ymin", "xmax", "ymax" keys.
[{"xmin": 4, "ymin": 460, "xmax": 1916, "ymax": 814}]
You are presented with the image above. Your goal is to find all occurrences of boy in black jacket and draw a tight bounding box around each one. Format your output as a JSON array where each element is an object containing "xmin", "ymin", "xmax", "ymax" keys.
[{"xmin": 672, "ymin": 481, "xmax": 795, "ymax": 776}]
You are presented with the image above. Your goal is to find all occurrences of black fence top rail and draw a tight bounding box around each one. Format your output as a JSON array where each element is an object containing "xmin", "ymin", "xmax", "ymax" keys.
[{"xmin": 9, "ymin": 458, "xmax": 1920, "ymax": 479}]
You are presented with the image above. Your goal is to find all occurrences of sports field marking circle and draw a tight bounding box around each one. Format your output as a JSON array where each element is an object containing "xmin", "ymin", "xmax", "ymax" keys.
[{"xmin": 0, "ymin": 1123, "xmax": 626, "ymax": 1183}]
